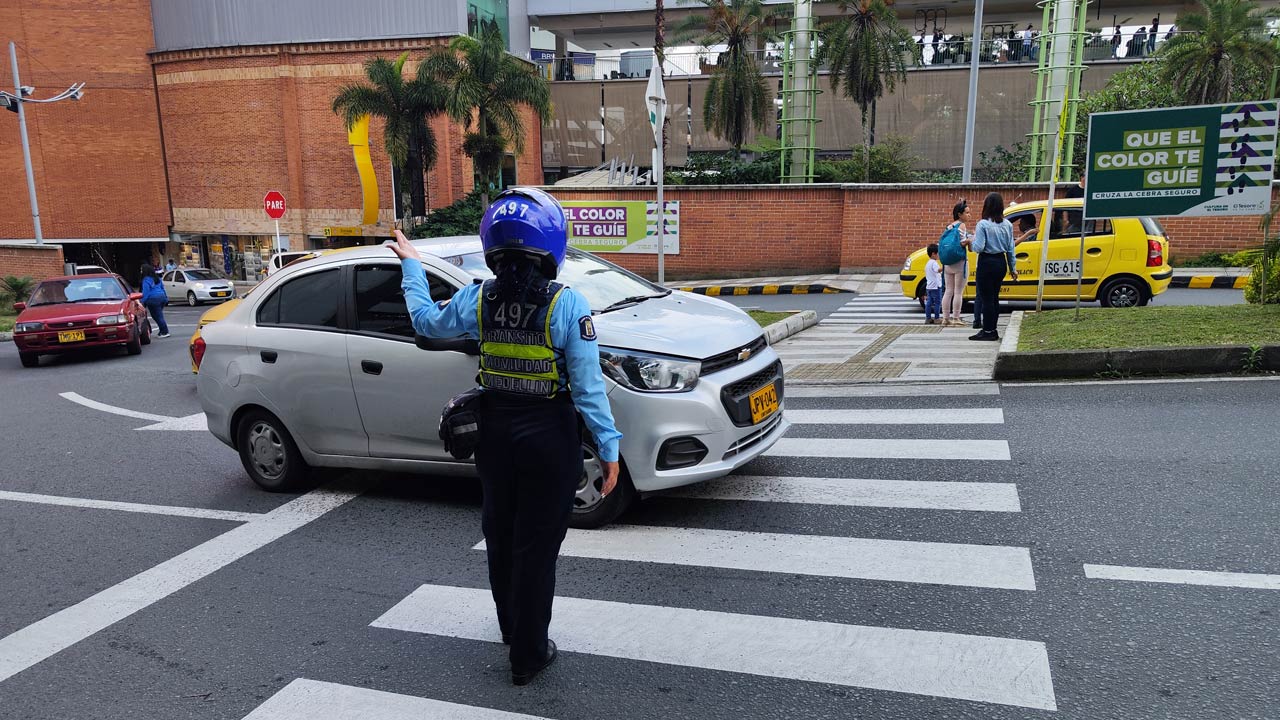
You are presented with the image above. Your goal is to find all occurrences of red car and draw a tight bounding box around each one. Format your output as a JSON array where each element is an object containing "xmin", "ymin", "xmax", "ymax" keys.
[{"xmin": 12, "ymin": 274, "xmax": 151, "ymax": 368}]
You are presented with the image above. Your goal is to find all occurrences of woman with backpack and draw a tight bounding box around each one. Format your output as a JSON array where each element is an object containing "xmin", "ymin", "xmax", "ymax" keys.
[{"xmin": 939, "ymin": 199, "xmax": 971, "ymax": 327}]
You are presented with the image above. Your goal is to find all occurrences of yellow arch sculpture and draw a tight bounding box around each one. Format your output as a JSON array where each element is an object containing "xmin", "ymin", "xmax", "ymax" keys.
[{"xmin": 348, "ymin": 115, "xmax": 380, "ymax": 226}]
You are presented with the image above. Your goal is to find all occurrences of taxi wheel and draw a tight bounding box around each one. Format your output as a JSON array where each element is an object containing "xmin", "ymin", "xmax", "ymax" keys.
[
  {"xmin": 915, "ymin": 281, "xmax": 927, "ymax": 310},
  {"xmin": 570, "ymin": 440, "xmax": 635, "ymax": 529},
  {"xmin": 1099, "ymin": 278, "xmax": 1149, "ymax": 308},
  {"xmin": 187, "ymin": 291, "xmax": 200, "ymax": 307},
  {"xmin": 19, "ymin": 352, "xmax": 39, "ymax": 368},
  {"xmin": 236, "ymin": 410, "xmax": 311, "ymax": 492}
]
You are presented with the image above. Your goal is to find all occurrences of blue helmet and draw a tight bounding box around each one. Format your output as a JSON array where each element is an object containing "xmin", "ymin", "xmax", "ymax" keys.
[{"xmin": 479, "ymin": 188, "xmax": 568, "ymax": 279}]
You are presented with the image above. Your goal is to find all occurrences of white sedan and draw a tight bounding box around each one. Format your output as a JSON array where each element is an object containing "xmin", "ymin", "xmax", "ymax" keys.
[{"xmin": 162, "ymin": 268, "xmax": 236, "ymax": 306}]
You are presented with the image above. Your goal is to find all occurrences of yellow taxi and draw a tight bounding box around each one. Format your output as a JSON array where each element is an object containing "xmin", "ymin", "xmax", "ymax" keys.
[{"xmin": 899, "ymin": 199, "xmax": 1173, "ymax": 307}]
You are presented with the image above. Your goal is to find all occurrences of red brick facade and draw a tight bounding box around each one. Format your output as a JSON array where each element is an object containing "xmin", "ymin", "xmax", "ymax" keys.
[
  {"xmin": 0, "ymin": 245, "xmax": 67, "ymax": 283},
  {"xmin": 552, "ymin": 184, "xmax": 1277, "ymax": 278}
]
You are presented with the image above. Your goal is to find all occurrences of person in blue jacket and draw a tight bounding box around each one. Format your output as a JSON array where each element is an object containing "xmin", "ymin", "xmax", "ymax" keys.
[
  {"xmin": 388, "ymin": 187, "xmax": 622, "ymax": 686},
  {"xmin": 138, "ymin": 263, "xmax": 169, "ymax": 338}
]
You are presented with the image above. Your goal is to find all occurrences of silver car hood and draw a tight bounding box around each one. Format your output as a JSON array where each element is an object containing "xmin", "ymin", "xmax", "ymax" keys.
[{"xmin": 593, "ymin": 291, "xmax": 761, "ymax": 360}]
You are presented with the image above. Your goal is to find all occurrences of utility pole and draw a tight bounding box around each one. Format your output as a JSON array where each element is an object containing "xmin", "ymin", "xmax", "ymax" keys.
[
  {"xmin": 961, "ymin": 0, "xmax": 985, "ymax": 182},
  {"xmin": 4, "ymin": 41, "xmax": 85, "ymax": 246}
]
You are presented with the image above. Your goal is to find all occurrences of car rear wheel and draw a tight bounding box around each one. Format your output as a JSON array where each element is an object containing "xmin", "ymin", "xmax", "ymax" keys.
[
  {"xmin": 19, "ymin": 352, "xmax": 38, "ymax": 368},
  {"xmin": 187, "ymin": 291, "xmax": 199, "ymax": 307},
  {"xmin": 1099, "ymin": 278, "xmax": 1148, "ymax": 308},
  {"xmin": 570, "ymin": 439, "xmax": 635, "ymax": 529},
  {"xmin": 236, "ymin": 410, "xmax": 311, "ymax": 492}
]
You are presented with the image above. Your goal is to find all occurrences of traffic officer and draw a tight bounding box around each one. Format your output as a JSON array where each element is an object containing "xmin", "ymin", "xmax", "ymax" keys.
[{"xmin": 388, "ymin": 187, "xmax": 622, "ymax": 686}]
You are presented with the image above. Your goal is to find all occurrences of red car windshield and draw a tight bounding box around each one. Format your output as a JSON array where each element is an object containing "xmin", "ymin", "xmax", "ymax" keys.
[{"xmin": 29, "ymin": 278, "xmax": 127, "ymax": 306}]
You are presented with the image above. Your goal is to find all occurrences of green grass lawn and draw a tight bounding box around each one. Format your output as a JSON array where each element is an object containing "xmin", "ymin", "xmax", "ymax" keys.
[
  {"xmin": 1018, "ymin": 304, "xmax": 1280, "ymax": 351},
  {"xmin": 0, "ymin": 314, "xmax": 14, "ymax": 333},
  {"xmin": 747, "ymin": 310, "xmax": 796, "ymax": 327}
]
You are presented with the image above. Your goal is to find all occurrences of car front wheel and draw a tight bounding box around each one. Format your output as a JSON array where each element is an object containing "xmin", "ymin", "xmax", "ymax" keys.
[
  {"xmin": 1099, "ymin": 278, "xmax": 1148, "ymax": 308},
  {"xmin": 187, "ymin": 291, "xmax": 199, "ymax": 307},
  {"xmin": 236, "ymin": 410, "xmax": 311, "ymax": 492},
  {"xmin": 19, "ymin": 352, "xmax": 38, "ymax": 368},
  {"xmin": 139, "ymin": 319, "xmax": 152, "ymax": 345},
  {"xmin": 570, "ymin": 440, "xmax": 635, "ymax": 529}
]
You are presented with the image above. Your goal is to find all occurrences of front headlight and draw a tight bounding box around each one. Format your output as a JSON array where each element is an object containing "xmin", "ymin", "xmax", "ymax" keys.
[
  {"xmin": 95, "ymin": 314, "xmax": 127, "ymax": 325},
  {"xmin": 15, "ymin": 322, "xmax": 43, "ymax": 333},
  {"xmin": 193, "ymin": 282, "xmax": 206, "ymax": 289},
  {"xmin": 903, "ymin": 257, "xmax": 914, "ymax": 271},
  {"xmin": 599, "ymin": 347, "xmax": 700, "ymax": 392}
]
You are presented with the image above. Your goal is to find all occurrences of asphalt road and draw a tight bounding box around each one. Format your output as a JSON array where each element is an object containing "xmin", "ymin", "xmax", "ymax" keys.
[{"xmin": 1, "ymin": 314, "xmax": 1277, "ymax": 719}]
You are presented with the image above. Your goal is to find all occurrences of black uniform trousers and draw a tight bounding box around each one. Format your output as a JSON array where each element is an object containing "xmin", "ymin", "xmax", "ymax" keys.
[
  {"xmin": 475, "ymin": 392, "xmax": 582, "ymax": 671},
  {"xmin": 975, "ymin": 253, "xmax": 1009, "ymax": 335}
]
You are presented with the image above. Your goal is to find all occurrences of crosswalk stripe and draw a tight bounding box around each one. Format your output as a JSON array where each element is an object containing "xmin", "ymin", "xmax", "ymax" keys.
[
  {"xmin": 243, "ymin": 679, "xmax": 548, "ymax": 720},
  {"xmin": 666, "ymin": 475, "xmax": 1021, "ymax": 511},
  {"xmin": 769, "ymin": 438, "xmax": 1011, "ymax": 460},
  {"xmin": 787, "ymin": 408, "xmax": 1004, "ymax": 424},
  {"xmin": 373, "ymin": 585, "xmax": 1057, "ymax": 710},
  {"xmin": 485, "ymin": 525, "xmax": 1034, "ymax": 590},
  {"xmin": 786, "ymin": 383, "xmax": 999, "ymax": 397}
]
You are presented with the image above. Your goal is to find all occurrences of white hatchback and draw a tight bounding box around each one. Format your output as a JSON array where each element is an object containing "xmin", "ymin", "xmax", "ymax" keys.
[{"xmin": 162, "ymin": 268, "xmax": 237, "ymax": 306}]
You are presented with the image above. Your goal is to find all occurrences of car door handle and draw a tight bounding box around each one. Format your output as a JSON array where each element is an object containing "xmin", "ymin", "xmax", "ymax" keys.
[
  {"xmin": 1015, "ymin": 252, "xmax": 1030, "ymax": 260},
  {"xmin": 260, "ymin": 351, "xmax": 278, "ymax": 363},
  {"xmin": 1086, "ymin": 247, "xmax": 1103, "ymax": 255},
  {"xmin": 361, "ymin": 360, "xmax": 383, "ymax": 375}
]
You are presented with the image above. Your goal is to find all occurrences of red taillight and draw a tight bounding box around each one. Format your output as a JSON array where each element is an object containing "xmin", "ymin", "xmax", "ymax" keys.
[
  {"xmin": 191, "ymin": 335, "xmax": 207, "ymax": 369},
  {"xmin": 1147, "ymin": 238, "xmax": 1164, "ymax": 267}
]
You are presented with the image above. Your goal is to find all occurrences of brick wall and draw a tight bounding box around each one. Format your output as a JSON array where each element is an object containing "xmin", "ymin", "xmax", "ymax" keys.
[
  {"xmin": 0, "ymin": 245, "xmax": 67, "ymax": 283},
  {"xmin": 0, "ymin": 0, "xmax": 170, "ymax": 242},
  {"xmin": 549, "ymin": 183, "xmax": 1279, "ymax": 279}
]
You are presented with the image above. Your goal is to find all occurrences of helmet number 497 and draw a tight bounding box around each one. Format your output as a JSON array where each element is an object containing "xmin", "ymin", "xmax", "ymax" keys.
[{"xmin": 495, "ymin": 201, "xmax": 528, "ymax": 218}]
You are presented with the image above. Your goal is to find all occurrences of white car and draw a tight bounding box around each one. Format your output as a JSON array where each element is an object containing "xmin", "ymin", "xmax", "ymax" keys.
[
  {"xmin": 267, "ymin": 251, "xmax": 310, "ymax": 276},
  {"xmin": 73, "ymin": 264, "xmax": 111, "ymax": 275},
  {"xmin": 162, "ymin": 268, "xmax": 236, "ymax": 306},
  {"xmin": 195, "ymin": 237, "xmax": 789, "ymax": 528}
]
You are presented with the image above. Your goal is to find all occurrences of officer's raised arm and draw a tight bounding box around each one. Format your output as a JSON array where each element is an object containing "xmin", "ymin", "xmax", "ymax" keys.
[{"xmin": 390, "ymin": 228, "xmax": 478, "ymax": 340}]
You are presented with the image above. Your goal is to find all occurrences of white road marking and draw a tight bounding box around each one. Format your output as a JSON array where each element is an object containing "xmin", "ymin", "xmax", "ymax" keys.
[
  {"xmin": 137, "ymin": 413, "xmax": 208, "ymax": 431},
  {"xmin": 787, "ymin": 383, "xmax": 999, "ymax": 397},
  {"xmin": 493, "ymin": 524, "xmax": 1035, "ymax": 590},
  {"xmin": 787, "ymin": 408, "xmax": 1003, "ymax": 425},
  {"xmin": 0, "ymin": 490, "xmax": 260, "ymax": 522},
  {"xmin": 1004, "ymin": 375, "xmax": 1280, "ymax": 388},
  {"xmin": 1084, "ymin": 564, "xmax": 1280, "ymax": 590},
  {"xmin": 666, "ymin": 475, "xmax": 1021, "ymax": 511},
  {"xmin": 243, "ymin": 679, "xmax": 550, "ymax": 720},
  {"xmin": 373, "ymin": 584, "xmax": 1057, "ymax": 710},
  {"xmin": 0, "ymin": 479, "xmax": 366, "ymax": 683},
  {"xmin": 59, "ymin": 391, "xmax": 172, "ymax": 423},
  {"xmin": 769, "ymin": 438, "xmax": 1011, "ymax": 460}
]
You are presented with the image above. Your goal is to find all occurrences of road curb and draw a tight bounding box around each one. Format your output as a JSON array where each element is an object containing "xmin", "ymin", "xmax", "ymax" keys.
[
  {"xmin": 1169, "ymin": 275, "xmax": 1250, "ymax": 289},
  {"xmin": 764, "ymin": 310, "xmax": 818, "ymax": 345},
  {"xmin": 0, "ymin": 332, "xmax": 12, "ymax": 342},
  {"xmin": 994, "ymin": 344, "xmax": 1280, "ymax": 380},
  {"xmin": 999, "ymin": 311, "xmax": 1025, "ymax": 354},
  {"xmin": 677, "ymin": 284, "xmax": 849, "ymax": 296}
]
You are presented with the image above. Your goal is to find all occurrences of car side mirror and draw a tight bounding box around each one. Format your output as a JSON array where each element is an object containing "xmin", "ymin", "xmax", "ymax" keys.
[
  {"xmin": 13, "ymin": 302, "xmax": 26, "ymax": 311},
  {"xmin": 129, "ymin": 292, "xmax": 143, "ymax": 300},
  {"xmin": 415, "ymin": 335, "xmax": 480, "ymax": 356}
]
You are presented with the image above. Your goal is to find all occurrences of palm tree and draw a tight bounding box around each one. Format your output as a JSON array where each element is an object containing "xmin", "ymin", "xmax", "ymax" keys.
[
  {"xmin": 423, "ymin": 21, "xmax": 553, "ymax": 205},
  {"xmin": 1160, "ymin": 0, "xmax": 1278, "ymax": 105},
  {"xmin": 818, "ymin": 0, "xmax": 916, "ymax": 181},
  {"xmin": 332, "ymin": 53, "xmax": 445, "ymax": 222},
  {"xmin": 676, "ymin": 0, "xmax": 776, "ymax": 153}
]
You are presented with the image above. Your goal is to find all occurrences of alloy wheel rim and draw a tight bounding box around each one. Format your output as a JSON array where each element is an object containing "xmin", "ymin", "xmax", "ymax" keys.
[
  {"xmin": 575, "ymin": 444, "xmax": 605, "ymax": 512},
  {"xmin": 1111, "ymin": 285, "xmax": 1139, "ymax": 307},
  {"xmin": 247, "ymin": 422, "xmax": 286, "ymax": 480}
]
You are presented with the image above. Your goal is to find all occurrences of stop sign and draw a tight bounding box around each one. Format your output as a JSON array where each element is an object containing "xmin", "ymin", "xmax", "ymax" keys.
[{"xmin": 263, "ymin": 191, "xmax": 286, "ymax": 219}]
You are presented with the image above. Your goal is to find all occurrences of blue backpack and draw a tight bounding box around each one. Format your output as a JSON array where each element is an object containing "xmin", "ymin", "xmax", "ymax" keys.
[{"xmin": 937, "ymin": 223, "xmax": 966, "ymax": 265}]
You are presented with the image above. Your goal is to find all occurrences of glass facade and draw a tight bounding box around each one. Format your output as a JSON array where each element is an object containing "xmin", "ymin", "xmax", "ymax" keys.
[{"xmin": 468, "ymin": 0, "xmax": 509, "ymax": 47}]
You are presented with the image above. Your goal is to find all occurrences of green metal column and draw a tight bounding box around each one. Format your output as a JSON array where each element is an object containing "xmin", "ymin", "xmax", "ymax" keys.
[
  {"xmin": 779, "ymin": 0, "xmax": 820, "ymax": 183},
  {"xmin": 1027, "ymin": 0, "xmax": 1089, "ymax": 182}
]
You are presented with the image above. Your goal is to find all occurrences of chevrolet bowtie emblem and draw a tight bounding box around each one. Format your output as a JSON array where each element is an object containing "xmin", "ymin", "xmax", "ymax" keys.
[{"xmin": 737, "ymin": 347, "xmax": 752, "ymax": 362}]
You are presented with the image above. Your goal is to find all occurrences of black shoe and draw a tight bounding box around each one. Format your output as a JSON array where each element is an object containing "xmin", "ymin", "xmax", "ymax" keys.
[
  {"xmin": 968, "ymin": 331, "xmax": 1000, "ymax": 341},
  {"xmin": 511, "ymin": 640, "xmax": 558, "ymax": 686},
  {"xmin": 971, "ymin": 322, "xmax": 982, "ymax": 330}
]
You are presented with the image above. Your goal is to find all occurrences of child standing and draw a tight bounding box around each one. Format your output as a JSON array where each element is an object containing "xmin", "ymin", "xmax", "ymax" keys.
[{"xmin": 924, "ymin": 243, "xmax": 943, "ymax": 325}]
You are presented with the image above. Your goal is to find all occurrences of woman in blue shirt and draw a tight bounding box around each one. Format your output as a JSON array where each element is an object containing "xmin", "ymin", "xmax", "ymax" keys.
[
  {"xmin": 138, "ymin": 263, "xmax": 169, "ymax": 338},
  {"xmin": 966, "ymin": 192, "xmax": 1019, "ymax": 341}
]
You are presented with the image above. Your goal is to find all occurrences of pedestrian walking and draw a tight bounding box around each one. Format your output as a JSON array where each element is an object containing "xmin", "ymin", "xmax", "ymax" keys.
[
  {"xmin": 165, "ymin": 258, "xmax": 177, "ymax": 272},
  {"xmin": 388, "ymin": 188, "xmax": 622, "ymax": 687},
  {"xmin": 1148, "ymin": 17, "xmax": 1159, "ymax": 54},
  {"xmin": 941, "ymin": 199, "xmax": 971, "ymax": 327},
  {"xmin": 969, "ymin": 192, "xmax": 1018, "ymax": 341},
  {"xmin": 1021, "ymin": 24, "xmax": 1033, "ymax": 62},
  {"xmin": 139, "ymin": 263, "xmax": 170, "ymax": 338},
  {"xmin": 924, "ymin": 244, "xmax": 943, "ymax": 324},
  {"xmin": 1111, "ymin": 25, "xmax": 1122, "ymax": 58}
]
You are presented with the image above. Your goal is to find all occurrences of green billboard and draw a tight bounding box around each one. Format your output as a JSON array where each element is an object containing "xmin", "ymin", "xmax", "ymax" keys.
[{"xmin": 1084, "ymin": 101, "xmax": 1277, "ymax": 219}]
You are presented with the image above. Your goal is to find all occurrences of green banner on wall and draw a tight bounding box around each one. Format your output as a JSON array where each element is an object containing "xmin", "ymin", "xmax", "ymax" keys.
[
  {"xmin": 562, "ymin": 201, "xmax": 679, "ymax": 254},
  {"xmin": 1084, "ymin": 101, "xmax": 1277, "ymax": 219}
]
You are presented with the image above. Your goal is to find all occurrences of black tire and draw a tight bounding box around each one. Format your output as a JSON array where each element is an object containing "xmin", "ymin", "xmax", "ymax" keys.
[
  {"xmin": 1099, "ymin": 277, "xmax": 1148, "ymax": 308},
  {"xmin": 139, "ymin": 319, "xmax": 152, "ymax": 345},
  {"xmin": 19, "ymin": 352, "xmax": 38, "ymax": 368},
  {"xmin": 125, "ymin": 329, "xmax": 143, "ymax": 355},
  {"xmin": 570, "ymin": 436, "xmax": 635, "ymax": 529},
  {"xmin": 187, "ymin": 291, "xmax": 199, "ymax": 307},
  {"xmin": 236, "ymin": 410, "xmax": 311, "ymax": 492},
  {"xmin": 915, "ymin": 280, "xmax": 927, "ymax": 311}
]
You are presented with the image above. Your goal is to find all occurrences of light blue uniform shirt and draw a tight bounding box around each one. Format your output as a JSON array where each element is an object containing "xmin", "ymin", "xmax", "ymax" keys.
[
  {"xmin": 400, "ymin": 257, "xmax": 623, "ymax": 462},
  {"xmin": 971, "ymin": 218, "xmax": 1017, "ymax": 272}
]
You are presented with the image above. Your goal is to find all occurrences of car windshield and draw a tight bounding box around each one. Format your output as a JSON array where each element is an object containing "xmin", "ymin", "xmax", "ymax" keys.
[
  {"xmin": 185, "ymin": 269, "xmax": 218, "ymax": 281},
  {"xmin": 445, "ymin": 249, "xmax": 667, "ymax": 312},
  {"xmin": 29, "ymin": 278, "xmax": 126, "ymax": 306}
]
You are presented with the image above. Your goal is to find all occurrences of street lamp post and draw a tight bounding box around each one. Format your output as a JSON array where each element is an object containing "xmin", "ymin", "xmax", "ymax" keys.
[{"xmin": 3, "ymin": 41, "xmax": 85, "ymax": 246}]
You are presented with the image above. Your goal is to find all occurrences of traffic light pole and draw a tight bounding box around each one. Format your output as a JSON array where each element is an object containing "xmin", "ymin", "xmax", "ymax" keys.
[{"xmin": 10, "ymin": 42, "xmax": 44, "ymax": 245}]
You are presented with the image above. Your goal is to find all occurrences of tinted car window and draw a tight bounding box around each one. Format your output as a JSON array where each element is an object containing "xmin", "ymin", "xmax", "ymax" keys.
[
  {"xmin": 355, "ymin": 265, "xmax": 455, "ymax": 338},
  {"xmin": 1049, "ymin": 210, "xmax": 1112, "ymax": 239},
  {"xmin": 257, "ymin": 268, "xmax": 340, "ymax": 328},
  {"xmin": 1139, "ymin": 217, "xmax": 1166, "ymax": 237},
  {"xmin": 29, "ymin": 278, "xmax": 126, "ymax": 306},
  {"xmin": 185, "ymin": 269, "xmax": 218, "ymax": 281}
]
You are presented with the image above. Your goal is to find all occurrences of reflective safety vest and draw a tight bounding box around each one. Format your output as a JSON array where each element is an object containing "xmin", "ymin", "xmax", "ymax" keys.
[{"xmin": 476, "ymin": 279, "xmax": 566, "ymax": 398}]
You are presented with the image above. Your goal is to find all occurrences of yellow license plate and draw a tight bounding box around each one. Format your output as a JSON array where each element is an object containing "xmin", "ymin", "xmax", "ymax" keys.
[
  {"xmin": 58, "ymin": 330, "xmax": 86, "ymax": 343},
  {"xmin": 748, "ymin": 383, "xmax": 779, "ymax": 424},
  {"xmin": 212, "ymin": 291, "xmax": 228, "ymax": 297}
]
